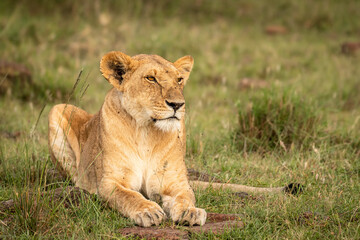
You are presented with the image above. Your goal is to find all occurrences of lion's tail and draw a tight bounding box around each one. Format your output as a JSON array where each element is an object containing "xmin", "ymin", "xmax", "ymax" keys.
[{"xmin": 190, "ymin": 180, "xmax": 303, "ymax": 195}]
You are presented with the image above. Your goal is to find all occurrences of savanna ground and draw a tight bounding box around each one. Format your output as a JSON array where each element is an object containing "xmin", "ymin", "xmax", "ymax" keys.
[{"xmin": 1, "ymin": 0, "xmax": 360, "ymax": 239}]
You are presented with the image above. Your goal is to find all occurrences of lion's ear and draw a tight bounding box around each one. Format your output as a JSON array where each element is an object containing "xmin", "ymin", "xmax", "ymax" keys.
[
  {"xmin": 174, "ymin": 55, "xmax": 194, "ymax": 85},
  {"xmin": 100, "ymin": 51, "xmax": 135, "ymax": 90}
]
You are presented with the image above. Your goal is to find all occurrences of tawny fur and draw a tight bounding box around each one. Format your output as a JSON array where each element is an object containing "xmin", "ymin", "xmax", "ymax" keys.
[
  {"xmin": 48, "ymin": 52, "xmax": 206, "ymax": 227},
  {"xmin": 190, "ymin": 181, "xmax": 284, "ymax": 193}
]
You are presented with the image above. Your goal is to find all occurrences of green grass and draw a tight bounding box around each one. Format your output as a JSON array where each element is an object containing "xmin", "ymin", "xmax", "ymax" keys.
[
  {"xmin": 1, "ymin": 0, "xmax": 360, "ymax": 239},
  {"xmin": 235, "ymin": 89, "xmax": 324, "ymax": 153}
]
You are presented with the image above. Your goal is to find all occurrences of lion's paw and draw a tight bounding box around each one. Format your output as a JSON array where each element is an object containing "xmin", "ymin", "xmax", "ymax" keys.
[
  {"xmin": 132, "ymin": 202, "xmax": 166, "ymax": 227},
  {"xmin": 171, "ymin": 207, "xmax": 207, "ymax": 226}
]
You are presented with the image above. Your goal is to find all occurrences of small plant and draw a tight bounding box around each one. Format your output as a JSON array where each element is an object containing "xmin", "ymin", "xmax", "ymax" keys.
[{"xmin": 234, "ymin": 89, "xmax": 324, "ymax": 154}]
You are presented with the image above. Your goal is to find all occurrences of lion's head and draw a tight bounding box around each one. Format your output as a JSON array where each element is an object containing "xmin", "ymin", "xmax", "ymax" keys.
[{"xmin": 100, "ymin": 51, "xmax": 193, "ymax": 132}]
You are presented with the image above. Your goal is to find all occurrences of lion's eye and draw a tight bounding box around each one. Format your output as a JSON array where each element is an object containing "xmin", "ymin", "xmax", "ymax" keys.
[
  {"xmin": 177, "ymin": 77, "xmax": 183, "ymax": 84},
  {"xmin": 146, "ymin": 76, "xmax": 157, "ymax": 82}
]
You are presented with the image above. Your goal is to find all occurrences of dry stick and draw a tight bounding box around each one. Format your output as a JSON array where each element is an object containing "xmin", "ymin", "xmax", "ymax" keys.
[
  {"xmin": 0, "ymin": 72, "xmax": 8, "ymax": 87},
  {"xmin": 30, "ymin": 104, "xmax": 46, "ymax": 137},
  {"xmin": 76, "ymin": 70, "xmax": 90, "ymax": 102},
  {"xmin": 67, "ymin": 69, "xmax": 83, "ymax": 102},
  {"xmin": 80, "ymin": 83, "xmax": 90, "ymax": 100},
  {"xmin": 0, "ymin": 219, "xmax": 7, "ymax": 227}
]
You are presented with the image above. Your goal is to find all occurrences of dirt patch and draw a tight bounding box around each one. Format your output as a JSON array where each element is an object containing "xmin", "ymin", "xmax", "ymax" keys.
[
  {"xmin": 199, "ymin": 75, "xmax": 226, "ymax": 86},
  {"xmin": 341, "ymin": 42, "xmax": 360, "ymax": 55},
  {"xmin": 1, "ymin": 131, "xmax": 21, "ymax": 140},
  {"xmin": 119, "ymin": 212, "xmax": 244, "ymax": 239},
  {"xmin": 265, "ymin": 25, "xmax": 287, "ymax": 35},
  {"xmin": 238, "ymin": 78, "xmax": 268, "ymax": 90},
  {"xmin": 120, "ymin": 227, "xmax": 187, "ymax": 240},
  {"xmin": 0, "ymin": 61, "xmax": 32, "ymax": 95},
  {"xmin": 187, "ymin": 168, "xmax": 222, "ymax": 183},
  {"xmin": 0, "ymin": 60, "xmax": 68, "ymax": 102}
]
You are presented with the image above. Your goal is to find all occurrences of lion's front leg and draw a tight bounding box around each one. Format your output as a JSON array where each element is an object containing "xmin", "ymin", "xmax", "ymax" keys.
[
  {"xmin": 98, "ymin": 179, "xmax": 166, "ymax": 227},
  {"xmin": 159, "ymin": 178, "xmax": 207, "ymax": 226}
]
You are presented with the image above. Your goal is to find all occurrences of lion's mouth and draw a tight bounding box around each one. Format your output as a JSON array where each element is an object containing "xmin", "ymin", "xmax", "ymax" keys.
[
  {"xmin": 152, "ymin": 115, "xmax": 181, "ymax": 132},
  {"xmin": 152, "ymin": 116, "xmax": 179, "ymax": 122}
]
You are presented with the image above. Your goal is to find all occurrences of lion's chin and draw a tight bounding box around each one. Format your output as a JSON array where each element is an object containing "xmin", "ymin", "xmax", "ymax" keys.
[{"xmin": 153, "ymin": 118, "xmax": 181, "ymax": 132}]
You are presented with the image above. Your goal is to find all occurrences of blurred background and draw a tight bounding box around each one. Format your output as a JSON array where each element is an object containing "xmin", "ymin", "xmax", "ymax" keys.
[{"xmin": 1, "ymin": 0, "xmax": 360, "ymax": 238}]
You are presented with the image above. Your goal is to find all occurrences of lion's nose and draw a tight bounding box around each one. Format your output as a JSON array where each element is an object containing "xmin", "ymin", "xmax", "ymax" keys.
[{"xmin": 165, "ymin": 100, "xmax": 184, "ymax": 112}]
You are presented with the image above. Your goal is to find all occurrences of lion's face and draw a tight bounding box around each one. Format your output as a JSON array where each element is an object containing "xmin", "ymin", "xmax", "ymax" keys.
[{"xmin": 100, "ymin": 52, "xmax": 194, "ymax": 132}]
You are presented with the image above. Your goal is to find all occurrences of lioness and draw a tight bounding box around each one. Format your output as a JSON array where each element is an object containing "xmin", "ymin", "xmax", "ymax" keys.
[
  {"xmin": 48, "ymin": 51, "xmax": 206, "ymax": 227},
  {"xmin": 48, "ymin": 51, "xmax": 300, "ymax": 227}
]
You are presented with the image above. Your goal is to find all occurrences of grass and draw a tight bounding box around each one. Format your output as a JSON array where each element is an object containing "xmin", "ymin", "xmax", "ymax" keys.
[
  {"xmin": 235, "ymin": 89, "xmax": 324, "ymax": 153},
  {"xmin": 1, "ymin": 0, "xmax": 360, "ymax": 239}
]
